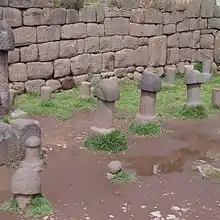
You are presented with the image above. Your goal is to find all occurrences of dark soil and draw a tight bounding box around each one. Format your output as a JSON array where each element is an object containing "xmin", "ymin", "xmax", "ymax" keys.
[{"xmin": 1, "ymin": 110, "xmax": 220, "ymax": 220}]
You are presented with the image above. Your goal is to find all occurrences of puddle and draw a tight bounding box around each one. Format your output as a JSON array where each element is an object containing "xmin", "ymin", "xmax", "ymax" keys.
[{"xmin": 124, "ymin": 134, "xmax": 220, "ymax": 176}]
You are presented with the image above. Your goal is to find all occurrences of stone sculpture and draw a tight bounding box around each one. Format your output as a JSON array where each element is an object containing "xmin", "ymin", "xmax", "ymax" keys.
[
  {"xmin": 90, "ymin": 79, "xmax": 120, "ymax": 134},
  {"xmin": 135, "ymin": 72, "xmax": 161, "ymax": 124},
  {"xmin": 0, "ymin": 21, "xmax": 15, "ymax": 118},
  {"xmin": 164, "ymin": 66, "xmax": 176, "ymax": 86},
  {"xmin": 107, "ymin": 160, "xmax": 122, "ymax": 180},
  {"xmin": 20, "ymin": 136, "xmax": 44, "ymax": 172},
  {"xmin": 40, "ymin": 86, "xmax": 52, "ymax": 101},
  {"xmin": 202, "ymin": 60, "xmax": 212, "ymax": 74},
  {"xmin": 80, "ymin": 81, "xmax": 91, "ymax": 98},
  {"xmin": 11, "ymin": 166, "xmax": 41, "ymax": 209},
  {"xmin": 212, "ymin": 88, "xmax": 220, "ymax": 107},
  {"xmin": 184, "ymin": 69, "xmax": 211, "ymax": 106}
]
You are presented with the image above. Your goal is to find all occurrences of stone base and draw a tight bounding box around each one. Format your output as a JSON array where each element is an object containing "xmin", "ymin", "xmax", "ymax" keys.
[
  {"xmin": 90, "ymin": 126, "xmax": 115, "ymax": 134},
  {"xmin": 15, "ymin": 194, "xmax": 33, "ymax": 210},
  {"xmin": 135, "ymin": 113, "xmax": 159, "ymax": 124}
]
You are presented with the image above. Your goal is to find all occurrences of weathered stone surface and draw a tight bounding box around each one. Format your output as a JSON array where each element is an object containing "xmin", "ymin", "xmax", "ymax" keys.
[
  {"xmin": 139, "ymin": 72, "xmax": 161, "ymax": 92},
  {"xmin": 20, "ymin": 44, "xmax": 38, "ymax": 62},
  {"xmin": 25, "ymin": 80, "xmax": 45, "ymax": 93},
  {"xmin": 108, "ymin": 160, "xmax": 122, "ymax": 174},
  {"xmin": 8, "ymin": 48, "xmax": 19, "ymax": 64},
  {"xmin": 100, "ymin": 36, "xmax": 124, "ymax": 52},
  {"xmin": 38, "ymin": 42, "xmax": 59, "ymax": 62},
  {"xmin": 115, "ymin": 49, "xmax": 134, "ymax": 68},
  {"xmin": 114, "ymin": 68, "xmax": 127, "ymax": 78},
  {"xmin": 77, "ymin": 39, "xmax": 85, "ymax": 54},
  {"xmin": 42, "ymin": 8, "xmax": 66, "ymax": 25},
  {"xmin": 60, "ymin": 40, "xmax": 78, "ymax": 58},
  {"xmin": 124, "ymin": 36, "xmax": 139, "ymax": 49},
  {"xmin": 40, "ymin": 86, "xmax": 52, "ymax": 100},
  {"xmin": 214, "ymin": 5, "xmax": 220, "ymax": 17},
  {"xmin": 96, "ymin": 5, "xmax": 105, "ymax": 23},
  {"xmin": 80, "ymin": 81, "xmax": 91, "ymax": 98},
  {"xmin": 85, "ymin": 37, "xmax": 99, "ymax": 53},
  {"xmin": 167, "ymin": 48, "xmax": 179, "ymax": 65},
  {"xmin": 154, "ymin": 67, "xmax": 164, "ymax": 76},
  {"xmin": 54, "ymin": 59, "xmax": 70, "ymax": 78},
  {"xmin": 180, "ymin": 48, "xmax": 194, "ymax": 62},
  {"xmin": 9, "ymin": 63, "xmax": 27, "ymax": 82},
  {"xmin": 13, "ymin": 27, "xmax": 36, "ymax": 46},
  {"xmin": 202, "ymin": 59, "xmax": 212, "ymax": 73},
  {"xmin": 74, "ymin": 74, "xmax": 89, "ymax": 84},
  {"xmin": 11, "ymin": 166, "xmax": 41, "ymax": 195},
  {"xmin": 201, "ymin": 34, "xmax": 214, "ymax": 49},
  {"xmin": 163, "ymin": 24, "xmax": 176, "ymax": 35},
  {"xmin": 208, "ymin": 18, "xmax": 220, "ymax": 29},
  {"xmin": 197, "ymin": 49, "xmax": 213, "ymax": 61},
  {"xmin": 201, "ymin": 0, "xmax": 215, "ymax": 18},
  {"xmin": 87, "ymin": 23, "xmax": 104, "ymax": 37},
  {"xmin": 23, "ymin": 8, "xmax": 43, "ymax": 26},
  {"xmin": 37, "ymin": 25, "xmax": 61, "ymax": 43},
  {"xmin": 60, "ymin": 76, "xmax": 74, "ymax": 90},
  {"xmin": 185, "ymin": 0, "xmax": 201, "ymax": 18},
  {"xmin": 91, "ymin": 54, "xmax": 102, "ymax": 73},
  {"xmin": 138, "ymin": 37, "xmax": 148, "ymax": 46},
  {"xmin": 179, "ymin": 32, "xmax": 192, "ymax": 48},
  {"xmin": 134, "ymin": 46, "xmax": 149, "ymax": 66},
  {"xmin": 46, "ymin": 79, "xmax": 61, "ymax": 92},
  {"xmin": 185, "ymin": 69, "xmax": 211, "ymax": 85},
  {"xmin": 79, "ymin": 6, "xmax": 96, "ymax": 22},
  {"xmin": 10, "ymin": 82, "xmax": 25, "ymax": 94},
  {"xmin": 144, "ymin": 8, "xmax": 162, "ymax": 24},
  {"xmin": 164, "ymin": 65, "xmax": 176, "ymax": 85},
  {"xmin": 149, "ymin": 36, "xmax": 167, "ymax": 66},
  {"xmin": 130, "ymin": 8, "xmax": 146, "ymax": 23},
  {"xmin": 61, "ymin": 23, "xmax": 87, "ymax": 39},
  {"xmin": 94, "ymin": 78, "xmax": 120, "ymax": 102},
  {"xmin": 167, "ymin": 33, "xmax": 179, "ymax": 48},
  {"xmin": 104, "ymin": 17, "xmax": 130, "ymax": 36},
  {"xmin": 177, "ymin": 62, "xmax": 185, "ymax": 73},
  {"xmin": 171, "ymin": 11, "xmax": 185, "ymax": 24},
  {"xmin": 163, "ymin": 13, "xmax": 171, "ymax": 24},
  {"xmin": 215, "ymin": 31, "xmax": 220, "ymax": 63},
  {"xmin": 104, "ymin": 7, "xmax": 120, "ymax": 18},
  {"xmin": 136, "ymin": 66, "xmax": 144, "ymax": 72},
  {"xmin": 177, "ymin": 20, "xmax": 189, "ymax": 32},
  {"xmin": 3, "ymin": 7, "xmax": 22, "ymax": 27},
  {"xmin": 102, "ymin": 52, "xmax": 115, "ymax": 71},
  {"xmin": 70, "ymin": 54, "xmax": 91, "ymax": 76},
  {"xmin": 190, "ymin": 30, "xmax": 200, "ymax": 49},
  {"xmin": 66, "ymin": 9, "xmax": 79, "ymax": 24},
  {"xmin": 0, "ymin": 20, "xmax": 15, "ymax": 51},
  {"xmin": 0, "ymin": 0, "xmax": 8, "ymax": 6},
  {"xmin": 27, "ymin": 62, "xmax": 53, "ymax": 79}
]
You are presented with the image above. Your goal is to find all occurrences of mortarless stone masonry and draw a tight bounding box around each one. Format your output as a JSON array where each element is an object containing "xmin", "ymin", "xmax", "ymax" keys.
[{"xmin": 1, "ymin": 0, "xmax": 220, "ymax": 94}]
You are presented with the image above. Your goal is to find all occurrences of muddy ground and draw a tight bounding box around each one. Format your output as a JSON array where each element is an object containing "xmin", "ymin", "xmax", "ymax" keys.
[{"xmin": 0, "ymin": 110, "xmax": 220, "ymax": 220}]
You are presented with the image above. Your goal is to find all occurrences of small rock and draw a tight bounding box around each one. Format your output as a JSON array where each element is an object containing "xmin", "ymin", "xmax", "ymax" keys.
[
  {"xmin": 150, "ymin": 211, "xmax": 162, "ymax": 218},
  {"xmin": 171, "ymin": 206, "xmax": 181, "ymax": 212},
  {"xmin": 108, "ymin": 160, "xmax": 122, "ymax": 174},
  {"xmin": 141, "ymin": 205, "xmax": 146, "ymax": 209},
  {"xmin": 166, "ymin": 214, "xmax": 177, "ymax": 220}
]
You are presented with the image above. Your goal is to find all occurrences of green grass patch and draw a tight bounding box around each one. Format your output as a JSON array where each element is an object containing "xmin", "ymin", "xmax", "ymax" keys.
[
  {"xmin": 84, "ymin": 130, "xmax": 127, "ymax": 153},
  {"xmin": 179, "ymin": 105, "xmax": 208, "ymax": 120},
  {"xmin": 194, "ymin": 61, "xmax": 202, "ymax": 72},
  {"xmin": 129, "ymin": 122, "xmax": 163, "ymax": 136},
  {"xmin": 0, "ymin": 115, "xmax": 12, "ymax": 123},
  {"xmin": 110, "ymin": 170, "xmax": 137, "ymax": 184},
  {"xmin": 0, "ymin": 195, "xmax": 53, "ymax": 218}
]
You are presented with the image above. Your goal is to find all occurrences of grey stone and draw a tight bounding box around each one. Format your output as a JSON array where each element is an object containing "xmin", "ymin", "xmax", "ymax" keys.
[
  {"xmin": 20, "ymin": 44, "xmax": 38, "ymax": 62},
  {"xmin": 133, "ymin": 71, "xmax": 142, "ymax": 81},
  {"xmin": 190, "ymin": 30, "xmax": 200, "ymax": 49},
  {"xmin": 208, "ymin": 18, "xmax": 220, "ymax": 29},
  {"xmin": 37, "ymin": 25, "xmax": 61, "ymax": 43},
  {"xmin": 77, "ymin": 39, "xmax": 85, "ymax": 54},
  {"xmin": 0, "ymin": 20, "xmax": 15, "ymax": 51},
  {"xmin": 23, "ymin": 8, "xmax": 43, "ymax": 26},
  {"xmin": 25, "ymin": 80, "xmax": 45, "ymax": 93},
  {"xmin": 167, "ymin": 48, "xmax": 179, "ymax": 65},
  {"xmin": 91, "ymin": 54, "xmax": 102, "ymax": 73},
  {"xmin": 11, "ymin": 166, "xmax": 41, "ymax": 195},
  {"xmin": 0, "ymin": 0, "xmax": 8, "ymax": 6},
  {"xmin": 163, "ymin": 24, "xmax": 176, "ymax": 35},
  {"xmin": 10, "ymin": 82, "xmax": 25, "ymax": 94},
  {"xmin": 167, "ymin": 33, "xmax": 179, "ymax": 48},
  {"xmin": 180, "ymin": 48, "xmax": 194, "ymax": 62},
  {"xmin": 201, "ymin": 0, "xmax": 215, "ymax": 18},
  {"xmin": 202, "ymin": 60, "xmax": 212, "ymax": 73},
  {"xmin": 10, "ymin": 109, "xmax": 27, "ymax": 119},
  {"xmin": 115, "ymin": 49, "xmax": 134, "ymax": 68},
  {"xmin": 42, "ymin": 8, "xmax": 66, "ymax": 25},
  {"xmin": 139, "ymin": 72, "xmax": 161, "ymax": 92},
  {"xmin": 94, "ymin": 78, "xmax": 120, "ymax": 102},
  {"xmin": 200, "ymin": 34, "xmax": 214, "ymax": 49},
  {"xmin": 96, "ymin": 5, "xmax": 105, "ymax": 23},
  {"xmin": 87, "ymin": 23, "xmax": 104, "ymax": 37},
  {"xmin": 79, "ymin": 6, "xmax": 96, "ymax": 22},
  {"xmin": 66, "ymin": 9, "xmax": 79, "ymax": 24},
  {"xmin": 185, "ymin": 69, "xmax": 211, "ymax": 85},
  {"xmin": 130, "ymin": 8, "xmax": 146, "ymax": 23},
  {"xmin": 3, "ymin": 7, "xmax": 22, "ymax": 27},
  {"xmin": 163, "ymin": 13, "xmax": 171, "ymax": 24},
  {"xmin": 60, "ymin": 76, "xmax": 74, "ymax": 90},
  {"xmin": 179, "ymin": 32, "xmax": 192, "ymax": 48},
  {"xmin": 144, "ymin": 8, "xmax": 162, "ymax": 24},
  {"xmin": 100, "ymin": 36, "xmax": 124, "ymax": 52},
  {"xmin": 123, "ymin": 36, "xmax": 139, "ymax": 49},
  {"xmin": 80, "ymin": 81, "xmax": 91, "ymax": 98},
  {"xmin": 8, "ymin": 48, "xmax": 20, "ymax": 64},
  {"xmin": 41, "ymin": 86, "xmax": 52, "ymax": 100},
  {"xmin": 9, "ymin": 0, "xmax": 54, "ymax": 8},
  {"xmin": 149, "ymin": 36, "xmax": 167, "ymax": 67},
  {"xmin": 70, "ymin": 54, "xmax": 91, "ymax": 76},
  {"xmin": 74, "ymin": 75, "xmax": 89, "ymax": 85},
  {"xmin": 214, "ymin": 5, "xmax": 220, "ymax": 17},
  {"xmin": 61, "ymin": 23, "xmax": 87, "ymax": 39},
  {"xmin": 114, "ymin": 68, "xmax": 127, "ymax": 78},
  {"xmin": 14, "ymin": 27, "xmax": 36, "ymax": 47},
  {"xmin": 134, "ymin": 46, "xmax": 149, "ymax": 66},
  {"xmin": 85, "ymin": 37, "xmax": 99, "ymax": 53},
  {"xmin": 102, "ymin": 52, "xmax": 115, "ymax": 71},
  {"xmin": 45, "ymin": 79, "xmax": 61, "ymax": 92},
  {"xmin": 104, "ymin": 7, "xmax": 120, "ymax": 18},
  {"xmin": 9, "ymin": 63, "xmax": 27, "ymax": 82},
  {"xmin": 164, "ymin": 65, "xmax": 176, "ymax": 85},
  {"xmin": 136, "ymin": 66, "xmax": 144, "ymax": 73},
  {"xmin": 108, "ymin": 160, "xmax": 122, "ymax": 174},
  {"xmin": 27, "ymin": 62, "xmax": 53, "ymax": 80},
  {"xmin": 171, "ymin": 11, "xmax": 185, "ymax": 24},
  {"xmin": 59, "ymin": 40, "xmax": 78, "ymax": 58},
  {"xmin": 177, "ymin": 62, "xmax": 185, "ymax": 73},
  {"xmin": 197, "ymin": 49, "xmax": 214, "ymax": 61},
  {"xmin": 38, "ymin": 42, "xmax": 59, "ymax": 62},
  {"xmin": 177, "ymin": 20, "xmax": 190, "ymax": 32},
  {"xmin": 185, "ymin": 0, "xmax": 201, "ymax": 18},
  {"xmin": 54, "ymin": 59, "xmax": 70, "ymax": 78}
]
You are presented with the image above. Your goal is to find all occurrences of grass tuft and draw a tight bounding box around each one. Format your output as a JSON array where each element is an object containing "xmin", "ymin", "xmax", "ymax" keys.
[
  {"xmin": 110, "ymin": 170, "xmax": 137, "ymax": 184},
  {"xmin": 194, "ymin": 61, "xmax": 202, "ymax": 72},
  {"xmin": 0, "ymin": 198, "xmax": 19, "ymax": 214},
  {"xmin": 84, "ymin": 130, "xmax": 128, "ymax": 153},
  {"xmin": 179, "ymin": 105, "xmax": 208, "ymax": 120},
  {"xmin": 129, "ymin": 122, "xmax": 163, "ymax": 136},
  {"xmin": 0, "ymin": 115, "xmax": 12, "ymax": 123}
]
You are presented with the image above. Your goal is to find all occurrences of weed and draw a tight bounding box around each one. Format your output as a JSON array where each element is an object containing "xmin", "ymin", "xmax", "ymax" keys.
[
  {"xmin": 179, "ymin": 105, "xmax": 208, "ymax": 120},
  {"xmin": 0, "ymin": 115, "xmax": 12, "ymax": 123},
  {"xmin": 84, "ymin": 130, "xmax": 127, "ymax": 153},
  {"xmin": 0, "ymin": 198, "xmax": 19, "ymax": 214},
  {"xmin": 129, "ymin": 123, "xmax": 163, "ymax": 136},
  {"xmin": 110, "ymin": 170, "xmax": 137, "ymax": 184},
  {"xmin": 194, "ymin": 61, "xmax": 202, "ymax": 72}
]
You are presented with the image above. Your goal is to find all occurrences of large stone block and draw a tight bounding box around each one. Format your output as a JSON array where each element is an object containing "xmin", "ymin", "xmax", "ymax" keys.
[
  {"xmin": 54, "ymin": 59, "xmax": 70, "ymax": 78},
  {"xmin": 100, "ymin": 36, "xmax": 124, "ymax": 52},
  {"xmin": 179, "ymin": 32, "xmax": 192, "ymax": 48},
  {"xmin": 115, "ymin": 49, "xmax": 134, "ymax": 68},
  {"xmin": 87, "ymin": 23, "xmax": 104, "ymax": 37},
  {"xmin": 201, "ymin": 34, "xmax": 214, "ymax": 49},
  {"xmin": 149, "ymin": 36, "xmax": 167, "ymax": 67},
  {"xmin": 27, "ymin": 62, "xmax": 53, "ymax": 79},
  {"xmin": 91, "ymin": 54, "xmax": 102, "ymax": 73},
  {"xmin": 190, "ymin": 30, "xmax": 200, "ymax": 49},
  {"xmin": 144, "ymin": 8, "xmax": 162, "ymax": 24},
  {"xmin": 60, "ymin": 40, "xmax": 78, "ymax": 58},
  {"xmin": 9, "ymin": 63, "xmax": 27, "ymax": 82},
  {"xmin": 104, "ymin": 17, "xmax": 130, "ymax": 36},
  {"xmin": 38, "ymin": 42, "xmax": 59, "ymax": 62},
  {"xmin": 23, "ymin": 8, "xmax": 43, "ymax": 26},
  {"xmin": 185, "ymin": 0, "xmax": 201, "ymax": 18},
  {"xmin": 37, "ymin": 25, "xmax": 61, "ymax": 43},
  {"xmin": 123, "ymin": 36, "xmax": 139, "ymax": 49},
  {"xmin": 46, "ymin": 79, "xmax": 61, "ymax": 92},
  {"xmin": 208, "ymin": 18, "xmax": 220, "ymax": 29},
  {"xmin": 171, "ymin": 11, "xmax": 185, "ymax": 24},
  {"xmin": 134, "ymin": 46, "xmax": 149, "ymax": 66},
  {"xmin": 3, "ymin": 7, "xmax": 22, "ymax": 27},
  {"xmin": 70, "ymin": 54, "xmax": 91, "ymax": 76},
  {"xmin": 42, "ymin": 8, "xmax": 66, "ymax": 25},
  {"xmin": 79, "ymin": 6, "xmax": 96, "ymax": 22},
  {"xmin": 197, "ymin": 49, "xmax": 213, "ymax": 61},
  {"xmin": 177, "ymin": 20, "xmax": 190, "ymax": 32},
  {"xmin": 60, "ymin": 76, "xmax": 75, "ymax": 90},
  {"xmin": 201, "ymin": 0, "xmax": 215, "ymax": 18},
  {"xmin": 179, "ymin": 48, "xmax": 194, "ymax": 62},
  {"xmin": 66, "ymin": 9, "xmax": 79, "ymax": 24},
  {"xmin": 61, "ymin": 23, "xmax": 87, "ymax": 39},
  {"xmin": 142, "ymin": 24, "xmax": 162, "ymax": 37},
  {"xmin": 167, "ymin": 48, "xmax": 179, "ymax": 65},
  {"xmin": 20, "ymin": 44, "xmax": 38, "ymax": 62},
  {"xmin": 167, "ymin": 33, "xmax": 179, "ymax": 48},
  {"xmin": 85, "ymin": 37, "xmax": 99, "ymax": 53},
  {"xmin": 13, "ymin": 27, "xmax": 36, "ymax": 46},
  {"xmin": 8, "ymin": 48, "xmax": 20, "ymax": 64},
  {"xmin": 163, "ymin": 13, "xmax": 171, "ymax": 25},
  {"xmin": 102, "ymin": 52, "xmax": 115, "ymax": 71},
  {"xmin": 214, "ymin": 5, "xmax": 220, "ymax": 17},
  {"xmin": 130, "ymin": 8, "xmax": 146, "ymax": 23},
  {"xmin": 214, "ymin": 31, "xmax": 220, "ymax": 63},
  {"xmin": 0, "ymin": 0, "xmax": 8, "ymax": 6},
  {"xmin": 163, "ymin": 24, "xmax": 176, "ymax": 35},
  {"xmin": 25, "ymin": 80, "xmax": 45, "ymax": 93},
  {"xmin": 77, "ymin": 39, "xmax": 85, "ymax": 54}
]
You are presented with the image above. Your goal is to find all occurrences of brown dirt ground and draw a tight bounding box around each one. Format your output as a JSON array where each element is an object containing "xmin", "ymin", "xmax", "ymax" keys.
[{"xmin": 1, "ymin": 109, "xmax": 220, "ymax": 220}]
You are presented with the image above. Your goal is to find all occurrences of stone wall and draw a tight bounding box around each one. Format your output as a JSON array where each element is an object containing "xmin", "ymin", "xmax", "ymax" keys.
[{"xmin": 1, "ymin": 0, "xmax": 220, "ymax": 93}]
